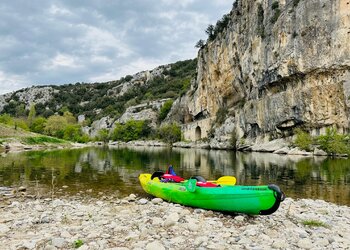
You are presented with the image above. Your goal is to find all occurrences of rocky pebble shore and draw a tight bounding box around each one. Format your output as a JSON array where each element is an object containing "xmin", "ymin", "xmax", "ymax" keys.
[{"xmin": 0, "ymin": 195, "xmax": 349, "ymax": 250}]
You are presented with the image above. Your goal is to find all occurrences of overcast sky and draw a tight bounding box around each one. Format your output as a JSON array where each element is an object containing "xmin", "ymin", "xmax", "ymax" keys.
[{"xmin": 0, "ymin": 0, "xmax": 233, "ymax": 95}]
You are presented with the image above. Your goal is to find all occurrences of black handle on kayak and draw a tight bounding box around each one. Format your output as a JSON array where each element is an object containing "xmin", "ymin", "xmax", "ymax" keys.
[{"xmin": 259, "ymin": 184, "xmax": 285, "ymax": 215}]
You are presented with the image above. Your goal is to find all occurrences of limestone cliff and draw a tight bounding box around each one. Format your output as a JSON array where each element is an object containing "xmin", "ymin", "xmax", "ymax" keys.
[{"xmin": 180, "ymin": 0, "xmax": 350, "ymax": 146}]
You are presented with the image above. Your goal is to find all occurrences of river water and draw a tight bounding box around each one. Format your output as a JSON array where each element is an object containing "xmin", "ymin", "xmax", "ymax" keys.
[{"xmin": 0, "ymin": 146, "xmax": 349, "ymax": 205}]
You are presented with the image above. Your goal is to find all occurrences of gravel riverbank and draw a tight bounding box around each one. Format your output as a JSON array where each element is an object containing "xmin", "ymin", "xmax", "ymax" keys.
[{"xmin": 0, "ymin": 195, "xmax": 349, "ymax": 250}]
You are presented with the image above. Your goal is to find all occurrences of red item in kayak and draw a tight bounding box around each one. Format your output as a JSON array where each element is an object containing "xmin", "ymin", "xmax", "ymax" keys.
[
  {"xmin": 196, "ymin": 181, "xmax": 219, "ymax": 187},
  {"xmin": 162, "ymin": 174, "xmax": 185, "ymax": 182}
]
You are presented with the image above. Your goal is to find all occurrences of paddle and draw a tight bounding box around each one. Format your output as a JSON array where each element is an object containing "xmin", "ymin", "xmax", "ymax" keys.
[{"xmin": 214, "ymin": 176, "xmax": 237, "ymax": 186}]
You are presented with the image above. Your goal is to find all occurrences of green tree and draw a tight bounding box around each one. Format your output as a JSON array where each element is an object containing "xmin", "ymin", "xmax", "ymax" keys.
[
  {"xmin": 112, "ymin": 120, "xmax": 151, "ymax": 142},
  {"xmin": 97, "ymin": 129, "xmax": 110, "ymax": 143},
  {"xmin": 0, "ymin": 114, "xmax": 14, "ymax": 125},
  {"xmin": 59, "ymin": 106, "xmax": 70, "ymax": 115},
  {"xmin": 13, "ymin": 118, "xmax": 29, "ymax": 131},
  {"xmin": 317, "ymin": 128, "xmax": 349, "ymax": 154},
  {"xmin": 63, "ymin": 124, "xmax": 82, "ymax": 141},
  {"xmin": 206, "ymin": 24, "xmax": 215, "ymax": 41},
  {"xmin": 294, "ymin": 128, "xmax": 313, "ymax": 151},
  {"xmin": 158, "ymin": 123, "xmax": 181, "ymax": 145},
  {"xmin": 45, "ymin": 115, "xmax": 68, "ymax": 137},
  {"xmin": 159, "ymin": 100, "xmax": 173, "ymax": 121},
  {"xmin": 63, "ymin": 111, "xmax": 76, "ymax": 124},
  {"xmin": 15, "ymin": 103, "xmax": 26, "ymax": 117},
  {"xmin": 30, "ymin": 117, "xmax": 47, "ymax": 133},
  {"xmin": 28, "ymin": 104, "xmax": 36, "ymax": 126},
  {"xmin": 195, "ymin": 39, "xmax": 205, "ymax": 48}
]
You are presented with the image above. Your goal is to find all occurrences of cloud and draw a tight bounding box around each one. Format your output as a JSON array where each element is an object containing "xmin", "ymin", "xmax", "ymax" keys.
[
  {"xmin": 0, "ymin": 0, "xmax": 233, "ymax": 95},
  {"xmin": 0, "ymin": 71, "xmax": 27, "ymax": 95},
  {"xmin": 45, "ymin": 53, "xmax": 82, "ymax": 70}
]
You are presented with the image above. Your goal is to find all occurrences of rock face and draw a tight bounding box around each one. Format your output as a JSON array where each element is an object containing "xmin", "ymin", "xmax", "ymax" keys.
[
  {"xmin": 85, "ymin": 99, "xmax": 171, "ymax": 137},
  {"xmin": 87, "ymin": 116, "xmax": 114, "ymax": 138},
  {"xmin": 0, "ymin": 93, "xmax": 10, "ymax": 113},
  {"xmin": 117, "ymin": 99, "xmax": 171, "ymax": 128},
  {"xmin": 181, "ymin": 0, "xmax": 350, "ymax": 145},
  {"xmin": 107, "ymin": 65, "xmax": 170, "ymax": 98},
  {"xmin": 0, "ymin": 87, "xmax": 56, "ymax": 112}
]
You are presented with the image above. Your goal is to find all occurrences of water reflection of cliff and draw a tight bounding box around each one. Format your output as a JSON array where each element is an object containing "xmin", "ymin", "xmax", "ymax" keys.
[
  {"xmin": 0, "ymin": 147, "xmax": 349, "ymax": 205},
  {"xmin": 102, "ymin": 147, "xmax": 345, "ymax": 205},
  {"xmin": 235, "ymin": 153, "xmax": 350, "ymax": 204},
  {"xmin": 169, "ymin": 149, "xmax": 350, "ymax": 204}
]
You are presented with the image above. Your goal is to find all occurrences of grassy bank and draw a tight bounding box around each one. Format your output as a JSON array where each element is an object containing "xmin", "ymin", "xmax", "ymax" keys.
[{"xmin": 0, "ymin": 123, "xmax": 73, "ymax": 151}]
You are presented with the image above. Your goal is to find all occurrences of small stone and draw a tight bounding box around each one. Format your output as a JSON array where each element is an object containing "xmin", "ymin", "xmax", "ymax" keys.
[
  {"xmin": 222, "ymin": 232, "xmax": 231, "ymax": 238},
  {"xmin": 138, "ymin": 198, "xmax": 148, "ymax": 205},
  {"xmin": 163, "ymin": 212, "xmax": 179, "ymax": 227},
  {"xmin": 235, "ymin": 215, "xmax": 245, "ymax": 222},
  {"xmin": 9, "ymin": 201, "xmax": 20, "ymax": 208},
  {"xmin": 272, "ymin": 240, "xmax": 288, "ymax": 249},
  {"xmin": 96, "ymin": 201, "xmax": 104, "ymax": 206},
  {"xmin": 18, "ymin": 186, "xmax": 27, "ymax": 192},
  {"xmin": 51, "ymin": 238, "xmax": 66, "ymax": 248},
  {"xmin": 170, "ymin": 236, "xmax": 185, "ymax": 244},
  {"xmin": 194, "ymin": 209, "xmax": 204, "ymax": 214},
  {"xmin": 77, "ymin": 245, "xmax": 89, "ymax": 250},
  {"xmin": 244, "ymin": 229, "xmax": 256, "ymax": 236},
  {"xmin": 35, "ymin": 205, "xmax": 44, "ymax": 212},
  {"xmin": 41, "ymin": 216, "xmax": 51, "ymax": 224},
  {"xmin": 62, "ymin": 185, "xmax": 69, "ymax": 189},
  {"xmin": 146, "ymin": 241, "xmax": 165, "ymax": 250},
  {"xmin": 52, "ymin": 199, "xmax": 64, "ymax": 207},
  {"xmin": 316, "ymin": 238, "xmax": 329, "ymax": 247},
  {"xmin": 187, "ymin": 220, "xmax": 200, "ymax": 231},
  {"xmin": 237, "ymin": 237, "xmax": 252, "ymax": 244},
  {"xmin": 22, "ymin": 240, "xmax": 36, "ymax": 249},
  {"xmin": 194, "ymin": 236, "xmax": 208, "ymax": 246},
  {"xmin": 151, "ymin": 198, "xmax": 163, "ymax": 204},
  {"xmin": 297, "ymin": 239, "xmax": 313, "ymax": 249},
  {"xmin": 60, "ymin": 231, "xmax": 72, "ymax": 238},
  {"xmin": 0, "ymin": 224, "xmax": 10, "ymax": 234},
  {"xmin": 129, "ymin": 193, "xmax": 136, "ymax": 199},
  {"xmin": 44, "ymin": 245, "xmax": 57, "ymax": 250},
  {"xmin": 152, "ymin": 217, "xmax": 163, "ymax": 226}
]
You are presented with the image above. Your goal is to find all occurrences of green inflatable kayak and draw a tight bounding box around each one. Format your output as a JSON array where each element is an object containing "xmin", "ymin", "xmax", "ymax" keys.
[{"xmin": 139, "ymin": 172, "xmax": 285, "ymax": 215}]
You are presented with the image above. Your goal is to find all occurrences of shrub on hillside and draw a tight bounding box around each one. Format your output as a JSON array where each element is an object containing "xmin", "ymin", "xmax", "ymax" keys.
[
  {"xmin": 159, "ymin": 100, "xmax": 174, "ymax": 121},
  {"xmin": 0, "ymin": 114, "xmax": 14, "ymax": 125},
  {"xmin": 13, "ymin": 118, "xmax": 29, "ymax": 131},
  {"xmin": 112, "ymin": 120, "xmax": 152, "ymax": 142},
  {"xmin": 30, "ymin": 117, "xmax": 47, "ymax": 133},
  {"xmin": 215, "ymin": 106, "xmax": 228, "ymax": 125},
  {"xmin": 97, "ymin": 129, "xmax": 110, "ymax": 143},
  {"xmin": 158, "ymin": 123, "xmax": 181, "ymax": 144},
  {"xmin": 317, "ymin": 128, "xmax": 349, "ymax": 154},
  {"xmin": 44, "ymin": 115, "xmax": 68, "ymax": 137},
  {"xmin": 294, "ymin": 128, "xmax": 313, "ymax": 151},
  {"xmin": 63, "ymin": 124, "xmax": 84, "ymax": 142}
]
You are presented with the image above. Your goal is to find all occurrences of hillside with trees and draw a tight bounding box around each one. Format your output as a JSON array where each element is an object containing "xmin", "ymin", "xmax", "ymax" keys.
[{"xmin": 0, "ymin": 59, "xmax": 196, "ymax": 144}]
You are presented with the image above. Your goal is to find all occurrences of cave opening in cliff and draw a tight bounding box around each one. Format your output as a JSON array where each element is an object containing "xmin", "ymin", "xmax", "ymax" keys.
[{"xmin": 195, "ymin": 126, "xmax": 202, "ymax": 141}]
